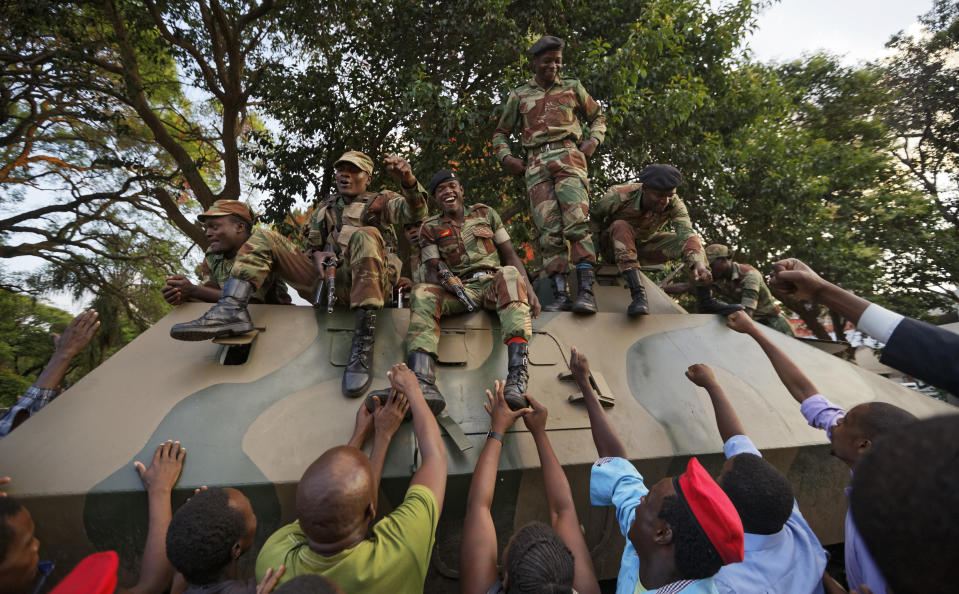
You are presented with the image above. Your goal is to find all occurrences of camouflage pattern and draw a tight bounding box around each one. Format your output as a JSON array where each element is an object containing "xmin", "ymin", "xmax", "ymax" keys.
[
  {"xmin": 594, "ymin": 182, "xmax": 707, "ymax": 273},
  {"xmin": 406, "ymin": 268, "xmax": 532, "ymax": 356},
  {"xmin": 199, "ymin": 236, "xmax": 292, "ymax": 305},
  {"xmin": 409, "ymin": 246, "xmax": 428, "ymax": 285},
  {"xmin": 492, "ymin": 77, "xmax": 605, "ymax": 274},
  {"xmin": 408, "ymin": 203, "xmax": 531, "ymax": 354},
  {"xmin": 712, "ymin": 262, "xmax": 795, "ymax": 336}
]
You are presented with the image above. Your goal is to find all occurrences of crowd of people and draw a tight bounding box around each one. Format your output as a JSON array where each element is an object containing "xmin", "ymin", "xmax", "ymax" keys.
[{"xmin": 2, "ymin": 34, "xmax": 958, "ymax": 594}]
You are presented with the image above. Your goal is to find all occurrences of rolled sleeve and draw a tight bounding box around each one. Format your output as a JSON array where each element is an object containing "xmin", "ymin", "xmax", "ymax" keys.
[
  {"xmin": 723, "ymin": 434, "xmax": 762, "ymax": 459},
  {"xmin": 590, "ymin": 457, "xmax": 647, "ymax": 538},
  {"xmin": 800, "ymin": 394, "xmax": 845, "ymax": 440}
]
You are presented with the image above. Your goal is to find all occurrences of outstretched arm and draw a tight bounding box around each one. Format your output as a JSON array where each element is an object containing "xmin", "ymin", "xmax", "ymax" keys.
[
  {"xmin": 35, "ymin": 310, "xmax": 100, "ymax": 390},
  {"xmin": 685, "ymin": 364, "xmax": 745, "ymax": 442},
  {"xmin": 125, "ymin": 440, "xmax": 185, "ymax": 594},
  {"xmin": 726, "ymin": 311, "xmax": 819, "ymax": 403},
  {"xmin": 524, "ymin": 396, "xmax": 600, "ymax": 594},
  {"xmin": 389, "ymin": 364, "xmax": 447, "ymax": 508},
  {"xmin": 369, "ymin": 390, "xmax": 409, "ymax": 495},
  {"xmin": 769, "ymin": 258, "xmax": 870, "ymax": 325},
  {"xmin": 461, "ymin": 381, "xmax": 530, "ymax": 594},
  {"xmin": 570, "ymin": 347, "xmax": 627, "ymax": 459}
]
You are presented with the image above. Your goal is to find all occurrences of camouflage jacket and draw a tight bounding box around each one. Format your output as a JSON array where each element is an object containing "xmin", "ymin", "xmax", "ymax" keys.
[
  {"xmin": 594, "ymin": 183, "xmax": 703, "ymax": 246},
  {"xmin": 303, "ymin": 183, "xmax": 429, "ymax": 255},
  {"xmin": 712, "ymin": 262, "xmax": 782, "ymax": 319},
  {"xmin": 492, "ymin": 77, "xmax": 606, "ymax": 162},
  {"xmin": 419, "ymin": 204, "xmax": 512, "ymax": 277},
  {"xmin": 199, "ymin": 247, "xmax": 291, "ymax": 304}
]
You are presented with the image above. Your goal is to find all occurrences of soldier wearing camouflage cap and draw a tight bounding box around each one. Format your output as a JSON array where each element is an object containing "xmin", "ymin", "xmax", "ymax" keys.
[
  {"xmin": 162, "ymin": 200, "xmax": 293, "ymax": 307},
  {"xmin": 171, "ymin": 152, "xmax": 430, "ymax": 400},
  {"xmin": 594, "ymin": 164, "xmax": 741, "ymax": 316},
  {"xmin": 704, "ymin": 245, "xmax": 795, "ymax": 335},
  {"xmin": 492, "ymin": 35, "xmax": 606, "ymax": 315},
  {"xmin": 404, "ymin": 169, "xmax": 541, "ymax": 411}
]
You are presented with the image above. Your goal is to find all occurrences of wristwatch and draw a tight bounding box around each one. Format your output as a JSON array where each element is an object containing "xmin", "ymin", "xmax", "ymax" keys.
[{"xmin": 486, "ymin": 430, "xmax": 504, "ymax": 443}]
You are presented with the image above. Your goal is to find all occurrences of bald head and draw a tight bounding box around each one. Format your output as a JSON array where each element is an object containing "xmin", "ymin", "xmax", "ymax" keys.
[{"xmin": 296, "ymin": 446, "xmax": 376, "ymax": 547}]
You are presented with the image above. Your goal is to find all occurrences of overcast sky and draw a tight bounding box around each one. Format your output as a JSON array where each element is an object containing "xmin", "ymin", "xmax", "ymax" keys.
[{"xmin": 6, "ymin": 0, "xmax": 939, "ymax": 314}]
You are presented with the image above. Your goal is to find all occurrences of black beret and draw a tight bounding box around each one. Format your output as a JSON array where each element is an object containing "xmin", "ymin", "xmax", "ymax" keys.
[
  {"xmin": 529, "ymin": 35, "xmax": 565, "ymax": 56},
  {"xmin": 638, "ymin": 164, "xmax": 683, "ymax": 191},
  {"xmin": 428, "ymin": 169, "xmax": 459, "ymax": 195}
]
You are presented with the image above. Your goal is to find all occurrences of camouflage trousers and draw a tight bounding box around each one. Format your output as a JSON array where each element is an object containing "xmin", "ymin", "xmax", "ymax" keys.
[
  {"xmin": 525, "ymin": 144, "xmax": 596, "ymax": 275},
  {"xmin": 758, "ymin": 313, "xmax": 796, "ymax": 337},
  {"xmin": 406, "ymin": 266, "xmax": 532, "ymax": 356},
  {"xmin": 232, "ymin": 226, "xmax": 392, "ymax": 309},
  {"xmin": 603, "ymin": 220, "xmax": 707, "ymax": 274}
]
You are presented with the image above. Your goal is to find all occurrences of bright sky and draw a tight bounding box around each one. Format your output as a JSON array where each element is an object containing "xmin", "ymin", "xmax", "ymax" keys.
[{"xmin": 4, "ymin": 0, "xmax": 939, "ymax": 314}]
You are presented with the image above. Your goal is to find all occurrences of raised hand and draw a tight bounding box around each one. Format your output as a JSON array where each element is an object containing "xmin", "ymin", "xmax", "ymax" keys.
[
  {"xmin": 684, "ymin": 364, "xmax": 718, "ymax": 389},
  {"xmin": 384, "ymin": 154, "xmax": 416, "ymax": 187},
  {"xmin": 521, "ymin": 395, "xmax": 549, "ymax": 434},
  {"xmin": 726, "ymin": 310, "xmax": 757, "ymax": 334},
  {"xmin": 374, "ymin": 389, "xmax": 410, "ymax": 439},
  {"xmin": 769, "ymin": 258, "xmax": 829, "ymax": 302},
  {"xmin": 56, "ymin": 310, "xmax": 100, "ymax": 357},
  {"xmin": 134, "ymin": 440, "xmax": 185, "ymax": 495},
  {"xmin": 485, "ymin": 380, "xmax": 531, "ymax": 434},
  {"xmin": 569, "ymin": 346, "xmax": 591, "ymax": 385}
]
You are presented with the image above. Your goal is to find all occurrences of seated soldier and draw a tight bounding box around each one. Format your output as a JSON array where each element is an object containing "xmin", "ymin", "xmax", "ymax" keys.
[
  {"xmin": 665, "ymin": 244, "xmax": 795, "ymax": 335},
  {"xmin": 404, "ymin": 169, "xmax": 541, "ymax": 412},
  {"xmin": 162, "ymin": 201, "xmax": 292, "ymax": 307},
  {"xmin": 726, "ymin": 310, "xmax": 919, "ymax": 594},
  {"xmin": 685, "ymin": 364, "xmax": 828, "ymax": 593},
  {"xmin": 170, "ymin": 152, "xmax": 429, "ymax": 399},
  {"xmin": 593, "ymin": 164, "xmax": 741, "ymax": 316},
  {"xmin": 254, "ymin": 364, "xmax": 446, "ymax": 594},
  {"xmin": 570, "ymin": 346, "xmax": 744, "ymax": 594},
  {"xmin": 461, "ymin": 382, "xmax": 600, "ymax": 594}
]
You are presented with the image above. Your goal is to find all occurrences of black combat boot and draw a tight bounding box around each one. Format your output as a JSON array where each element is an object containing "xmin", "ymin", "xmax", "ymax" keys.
[
  {"xmin": 542, "ymin": 274, "xmax": 573, "ymax": 311},
  {"xmin": 503, "ymin": 341, "xmax": 530, "ymax": 410},
  {"xmin": 571, "ymin": 265, "xmax": 598, "ymax": 314},
  {"xmin": 695, "ymin": 285, "xmax": 744, "ymax": 316},
  {"xmin": 170, "ymin": 278, "xmax": 254, "ymax": 341},
  {"xmin": 406, "ymin": 351, "xmax": 446, "ymax": 415},
  {"xmin": 342, "ymin": 309, "xmax": 376, "ymax": 398},
  {"xmin": 623, "ymin": 268, "xmax": 649, "ymax": 316}
]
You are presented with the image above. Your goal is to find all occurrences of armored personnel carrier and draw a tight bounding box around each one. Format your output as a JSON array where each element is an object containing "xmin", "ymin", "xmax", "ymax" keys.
[{"xmin": 1, "ymin": 269, "xmax": 952, "ymax": 590}]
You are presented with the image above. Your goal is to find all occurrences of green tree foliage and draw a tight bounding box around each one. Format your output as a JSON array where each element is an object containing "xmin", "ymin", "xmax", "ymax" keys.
[{"xmin": 0, "ymin": 291, "xmax": 73, "ymax": 407}]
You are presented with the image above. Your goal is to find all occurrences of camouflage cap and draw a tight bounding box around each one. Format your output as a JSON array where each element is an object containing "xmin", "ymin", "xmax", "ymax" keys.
[
  {"xmin": 197, "ymin": 200, "xmax": 254, "ymax": 224},
  {"xmin": 529, "ymin": 35, "xmax": 565, "ymax": 56},
  {"xmin": 638, "ymin": 164, "xmax": 683, "ymax": 191},
  {"xmin": 334, "ymin": 151, "xmax": 374, "ymax": 175},
  {"xmin": 705, "ymin": 244, "xmax": 730, "ymax": 264},
  {"xmin": 428, "ymin": 169, "xmax": 460, "ymax": 195}
]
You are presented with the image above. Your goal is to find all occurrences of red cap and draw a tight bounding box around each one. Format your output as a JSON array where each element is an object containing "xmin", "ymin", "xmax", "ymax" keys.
[
  {"xmin": 675, "ymin": 458, "xmax": 744, "ymax": 565},
  {"xmin": 51, "ymin": 551, "xmax": 118, "ymax": 594}
]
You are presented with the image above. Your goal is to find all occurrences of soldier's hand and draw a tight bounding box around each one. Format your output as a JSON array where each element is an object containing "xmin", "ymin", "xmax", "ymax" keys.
[
  {"xmin": 374, "ymin": 389, "xmax": 410, "ymax": 439},
  {"xmin": 396, "ymin": 277, "xmax": 413, "ymax": 293},
  {"xmin": 578, "ymin": 138, "xmax": 599, "ymax": 158},
  {"xmin": 485, "ymin": 379, "xmax": 531, "ymax": 434},
  {"xmin": 165, "ymin": 275, "xmax": 196, "ymax": 304},
  {"xmin": 134, "ymin": 440, "xmax": 185, "ymax": 496},
  {"xmin": 569, "ymin": 346, "xmax": 591, "ymax": 385},
  {"xmin": 503, "ymin": 155, "xmax": 526, "ymax": 176},
  {"xmin": 528, "ymin": 287, "xmax": 542, "ymax": 318},
  {"xmin": 256, "ymin": 566, "xmax": 286, "ymax": 594},
  {"xmin": 56, "ymin": 310, "xmax": 100, "ymax": 357},
  {"xmin": 521, "ymin": 395, "xmax": 548, "ymax": 435},
  {"xmin": 769, "ymin": 258, "xmax": 829, "ymax": 302},
  {"xmin": 692, "ymin": 262, "xmax": 712, "ymax": 284},
  {"xmin": 384, "ymin": 154, "xmax": 416, "ymax": 187},
  {"xmin": 684, "ymin": 364, "xmax": 718, "ymax": 389},
  {"xmin": 725, "ymin": 310, "xmax": 757, "ymax": 335}
]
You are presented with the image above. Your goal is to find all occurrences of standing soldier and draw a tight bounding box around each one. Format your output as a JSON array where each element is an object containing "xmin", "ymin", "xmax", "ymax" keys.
[
  {"xmin": 705, "ymin": 245, "xmax": 795, "ymax": 335},
  {"xmin": 170, "ymin": 151, "xmax": 429, "ymax": 399},
  {"xmin": 405, "ymin": 169, "xmax": 541, "ymax": 412},
  {"xmin": 594, "ymin": 164, "xmax": 741, "ymax": 316},
  {"xmin": 492, "ymin": 35, "xmax": 606, "ymax": 314}
]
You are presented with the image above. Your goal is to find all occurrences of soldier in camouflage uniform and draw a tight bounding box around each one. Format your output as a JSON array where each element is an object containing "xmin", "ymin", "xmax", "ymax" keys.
[
  {"xmin": 705, "ymin": 245, "xmax": 796, "ymax": 336},
  {"xmin": 492, "ymin": 35, "xmax": 606, "ymax": 315},
  {"xmin": 405, "ymin": 169, "xmax": 541, "ymax": 411},
  {"xmin": 162, "ymin": 200, "xmax": 293, "ymax": 307},
  {"xmin": 593, "ymin": 164, "xmax": 741, "ymax": 316},
  {"xmin": 171, "ymin": 151, "xmax": 429, "ymax": 400}
]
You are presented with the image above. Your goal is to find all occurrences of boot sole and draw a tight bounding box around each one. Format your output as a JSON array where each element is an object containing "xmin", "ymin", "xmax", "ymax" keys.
[{"xmin": 170, "ymin": 324, "xmax": 254, "ymax": 341}]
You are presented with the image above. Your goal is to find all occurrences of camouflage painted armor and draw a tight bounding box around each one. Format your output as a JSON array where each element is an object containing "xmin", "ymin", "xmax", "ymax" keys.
[
  {"xmin": 199, "ymin": 236, "xmax": 293, "ymax": 305},
  {"xmin": 406, "ymin": 204, "xmax": 532, "ymax": 356},
  {"xmin": 713, "ymin": 262, "xmax": 795, "ymax": 336},
  {"xmin": 492, "ymin": 78, "xmax": 606, "ymax": 274},
  {"xmin": 594, "ymin": 182, "xmax": 707, "ymax": 273}
]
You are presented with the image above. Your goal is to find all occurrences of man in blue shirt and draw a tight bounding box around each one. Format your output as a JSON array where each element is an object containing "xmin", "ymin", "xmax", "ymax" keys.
[
  {"xmin": 685, "ymin": 363, "xmax": 828, "ymax": 594},
  {"xmin": 570, "ymin": 347, "xmax": 744, "ymax": 594}
]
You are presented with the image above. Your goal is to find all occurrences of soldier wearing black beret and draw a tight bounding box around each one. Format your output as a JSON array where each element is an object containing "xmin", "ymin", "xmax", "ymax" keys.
[{"xmin": 593, "ymin": 164, "xmax": 743, "ymax": 316}]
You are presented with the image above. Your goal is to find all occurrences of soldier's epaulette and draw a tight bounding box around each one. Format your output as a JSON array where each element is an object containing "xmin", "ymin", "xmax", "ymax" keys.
[
  {"xmin": 470, "ymin": 202, "xmax": 492, "ymax": 212},
  {"xmin": 422, "ymin": 212, "xmax": 443, "ymax": 225}
]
